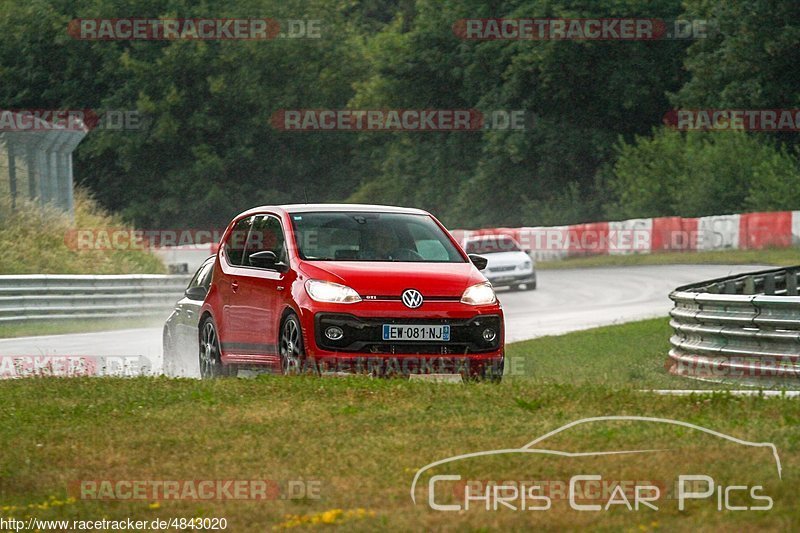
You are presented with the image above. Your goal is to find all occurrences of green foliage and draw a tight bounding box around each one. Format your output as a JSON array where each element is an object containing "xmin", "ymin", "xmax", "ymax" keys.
[
  {"xmin": 348, "ymin": 0, "xmax": 689, "ymax": 227},
  {"xmin": 605, "ymin": 128, "xmax": 800, "ymax": 219},
  {"xmin": 674, "ymin": 0, "xmax": 800, "ymax": 111},
  {"xmin": 74, "ymin": 0, "xmax": 369, "ymax": 228},
  {"xmin": 1, "ymin": 0, "xmax": 798, "ymax": 230},
  {"xmin": 745, "ymin": 144, "xmax": 800, "ymax": 211}
]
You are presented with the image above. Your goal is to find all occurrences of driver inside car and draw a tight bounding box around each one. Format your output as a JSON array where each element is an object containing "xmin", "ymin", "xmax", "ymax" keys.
[{"xmin": 361, "ymin": 223, "xmax": 401, "ymax": 260}]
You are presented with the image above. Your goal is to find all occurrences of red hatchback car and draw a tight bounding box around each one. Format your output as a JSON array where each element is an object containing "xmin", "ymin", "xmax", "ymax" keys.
[{"xmin": 199, "ymin": 204, "xmax": 504, "ymax": 379}]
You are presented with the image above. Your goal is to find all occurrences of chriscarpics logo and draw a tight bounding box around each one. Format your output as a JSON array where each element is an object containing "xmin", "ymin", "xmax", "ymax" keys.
[{"xmin": 410, "ymin": 416, "xmax": 780, "ymax": 513}]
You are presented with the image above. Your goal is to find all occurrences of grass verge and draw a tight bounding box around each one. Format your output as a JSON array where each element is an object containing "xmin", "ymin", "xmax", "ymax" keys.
[
  {"xmin": 1, "ymin": 319, "xmax": 798, "ymax": 530},
  {"xmin": 0, "ymin": 378, "xmax": 796, "ymax": 531},
  {"xmin": 538, "ymin": 247, "xmax": 800, "ymax": 269},
  {"xmin": 505, "ymin": 317, "xmax": 791, "ymax": 389},
  {"xmin": 0, "ymin": 189, "xmax": 165, "ymax": 275}
]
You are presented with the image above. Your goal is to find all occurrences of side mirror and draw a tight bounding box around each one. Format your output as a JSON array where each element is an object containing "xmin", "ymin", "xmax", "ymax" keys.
[
  {"xmin": 184, "ymin": 285, "xmax": 207, "ymax": 301},
  {"xmin": 249, "ymin": 250, "xmax": 280, "ymax": 269},
  {"xmin": 468, "ymin": 254, "xmax": 488, "ymax": 271}
]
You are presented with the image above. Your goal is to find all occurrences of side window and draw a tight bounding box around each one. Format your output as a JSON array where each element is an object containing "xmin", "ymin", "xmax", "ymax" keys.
[
  {"xmin": 243, "ymin": 215, "xmax": 287, "ymax": 268},
  {"xmin": 224, "ymin": 216, "xmax": 252, "ymax": 266},
  {"xmin": 186, "ymin": 261, "xmax": 211, "ymax": 290},
  {"xmin": 198, "ymin": 260, "xmax": 214, "ymax": 289}
]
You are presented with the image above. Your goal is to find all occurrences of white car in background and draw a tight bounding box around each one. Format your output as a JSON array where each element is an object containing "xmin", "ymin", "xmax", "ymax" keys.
[{"xmin": 463, "ymin": 235, "xmax": 536, "ymax": 291}]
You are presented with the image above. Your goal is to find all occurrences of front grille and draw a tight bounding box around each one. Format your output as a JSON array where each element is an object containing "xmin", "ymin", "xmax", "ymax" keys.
[
  {"xmin": 315, "ymin": 313, "xmax": 502, "ymax": 354},
  {"xmin": 489, "ymin": 265, "xmax": 516, "ymax": 273},
  {"xmin": 363, "ymin": 343, "xmax": 466, "ymax": 355}
]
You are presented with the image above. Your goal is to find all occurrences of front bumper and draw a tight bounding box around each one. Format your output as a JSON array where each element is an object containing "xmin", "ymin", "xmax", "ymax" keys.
[
  {"xmin": 314, "ymin": 313, "xmax": 502, "ymax": 354},
  {"xmin": 304, "ymin": 311, "xmax": 504, "ymax": 377},
  {"xmin": 485, "ymin": 271, "xmax": 536, "ymax": 286}
]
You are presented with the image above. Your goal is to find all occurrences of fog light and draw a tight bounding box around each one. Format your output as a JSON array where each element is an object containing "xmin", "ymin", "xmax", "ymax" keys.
[
  {"xmin": 482, "ymin": 328, "xmax": 497, "ymax": 342},
  {"xmin": 324, "ymin": 326, "xmax": 344, "ymax": 341}
]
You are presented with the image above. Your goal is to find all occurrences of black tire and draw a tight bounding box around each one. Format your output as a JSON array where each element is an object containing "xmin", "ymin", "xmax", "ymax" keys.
[
  {"xmin": 523, "ymin": 280, "xmax": 537, "ymax": 291},
  {"xmin": 279, "ymin": 314, "xmax": 306, "ymax": 375},
  {"xmin": 199, "ymin": 318, "xmax": 224, "ymax": 378}
]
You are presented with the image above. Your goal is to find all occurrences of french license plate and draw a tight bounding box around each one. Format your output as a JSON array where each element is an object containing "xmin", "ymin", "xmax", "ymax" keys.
[{"xmin": 382, "ymin": 324, "xmax": 450, "ymax": 342}]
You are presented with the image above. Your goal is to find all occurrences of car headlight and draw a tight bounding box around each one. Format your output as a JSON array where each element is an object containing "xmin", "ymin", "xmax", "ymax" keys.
[
  {"xmin": 520, "ymin": 261, "xmax": 532, "ymax": 270},
  {"xmin": 460, "ymin": 281, "xmax": 497, "ymax": 305},
  {"xmin": 305, "ymin": 279, "xmax": 362, "ymax": 303}
]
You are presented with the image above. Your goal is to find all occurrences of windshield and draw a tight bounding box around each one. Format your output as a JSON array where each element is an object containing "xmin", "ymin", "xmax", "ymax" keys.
[
  {"xmin": 290, "ymin": 212, "xmax": 465, "ymax": 262},
  {"xmin": 465, "ymin": 236, "xmax": 521, "ymax": 254}
]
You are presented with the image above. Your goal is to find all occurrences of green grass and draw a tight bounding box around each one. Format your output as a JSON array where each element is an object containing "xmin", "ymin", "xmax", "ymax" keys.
[
  {"xmin": 0, "ymin": 316, "xmax": 166, "ymax": 339},
  {"xmin": 0, "ymin": 190, "xmax": 165, "ymax": 275},
  {"xmin": 538, "ymin": 247, "xmax": 800, "ymax": 269},
  {"xmin": 0, "ymin": 378, "xmax": 797, "ymax": 531},
  {"xmin": 1, "ymin": 318, "xmax": 799, "ymax": 531},
  {"xmin": 505, "ymin": 317, "xmax": 789, "ymax": 389}
]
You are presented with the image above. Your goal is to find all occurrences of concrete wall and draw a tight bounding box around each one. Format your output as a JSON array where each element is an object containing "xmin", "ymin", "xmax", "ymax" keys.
[{"xmin": 0, "ymin": 112, "xmax": 87, "ymax": 217}]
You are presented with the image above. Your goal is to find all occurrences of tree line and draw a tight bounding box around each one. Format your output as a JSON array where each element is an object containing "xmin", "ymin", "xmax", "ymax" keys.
[{"xmin": 1, "ymin": 0, "xmax": 797, "ymax": 230}]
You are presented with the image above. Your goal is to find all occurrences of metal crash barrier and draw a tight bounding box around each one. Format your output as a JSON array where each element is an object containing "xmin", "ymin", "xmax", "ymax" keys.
[
  {"xmin": 667, "ymin": 266, "xmax": 800, "ymax": 384},
  {"xmin": 0, "ymin": 274, "xmax": 190, "ymax": 322}
]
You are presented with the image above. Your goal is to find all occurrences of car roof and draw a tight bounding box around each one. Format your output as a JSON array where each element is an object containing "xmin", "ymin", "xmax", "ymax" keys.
[{"xmin": 237, "ymin": 203, "xmax": 431, "ymax": 217}]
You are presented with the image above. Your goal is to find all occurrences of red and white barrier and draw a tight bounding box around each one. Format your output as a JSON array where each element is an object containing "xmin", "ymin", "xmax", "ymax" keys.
[
  {"xmin": 737, "ymin": 211, "xmax": 793, "ymax": 249},
  {"xmin": 519, "ymin": 227, "xmax": 569, "ymax": 262},
  {"xmin": 566, "ymin": 222, "xmax": 609, "ymax": 257},
  {"xmin": 607, "ymin": 218, "xmax": 652, "ymax": 255},
  {"xmin": 794, "ymin": 211, "xmax": 800, "ymax": 245},
  {"xmin": 651, "ymin": 216, "xmax": 699, "ymax": 252},
  {"xmin": 456, "ymin": 210, "xmax": 800, "ymax": 261},
  {"xmin": 696, "ymin": 214, "xmax": 740, "ymax": 251}
]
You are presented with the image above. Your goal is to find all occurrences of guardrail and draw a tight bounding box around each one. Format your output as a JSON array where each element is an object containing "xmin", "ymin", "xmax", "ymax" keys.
[
  {"xmin": 0, "ymin": 274, "xmax": 191, "ymax": 322},
  {"xmin": 667, "ymin": 266, "xmax": 800, "ymax": 384}
]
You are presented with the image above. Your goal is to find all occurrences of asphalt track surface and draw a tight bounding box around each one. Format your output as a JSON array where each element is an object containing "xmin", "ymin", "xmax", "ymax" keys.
[{"xmin": 0, "ymin": 264, "xmax": 769, "ymax": 376}]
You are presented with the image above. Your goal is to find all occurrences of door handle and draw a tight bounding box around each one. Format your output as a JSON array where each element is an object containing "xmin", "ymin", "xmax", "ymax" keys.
[{"xmin": 231, "ymin": 280, "xmax": 239, "ymax": 293}]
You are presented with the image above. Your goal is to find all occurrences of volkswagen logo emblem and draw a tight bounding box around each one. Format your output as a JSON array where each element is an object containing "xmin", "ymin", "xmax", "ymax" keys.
[{"xmin": 401, "ymin": 289, "xmax": 423, "ymax": 309}]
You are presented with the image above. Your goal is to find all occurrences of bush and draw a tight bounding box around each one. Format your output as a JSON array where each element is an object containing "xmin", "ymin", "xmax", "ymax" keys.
[
  {"xmin": 0, "ymin": 189, "xmax": 166, "ymax": 274},
  {"xmin": 605, "ymin": 128, "xmax": 800, "ymax": 219}
]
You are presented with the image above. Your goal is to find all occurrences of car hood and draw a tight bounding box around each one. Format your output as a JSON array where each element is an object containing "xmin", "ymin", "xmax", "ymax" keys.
[
  {"xmin": 483, "ymin": 251, "xmax": 532, "ymax": 268},
  {"xmin": 299, "ymin": 261, "xmax": 484, "ymax": 297}
]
